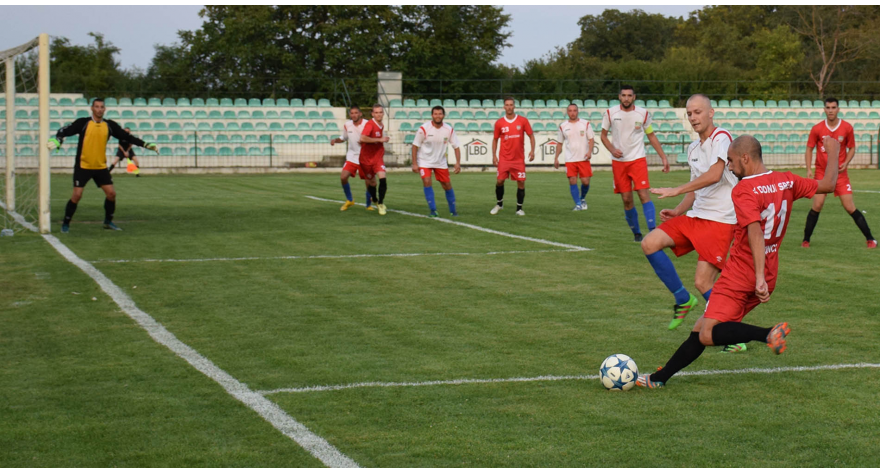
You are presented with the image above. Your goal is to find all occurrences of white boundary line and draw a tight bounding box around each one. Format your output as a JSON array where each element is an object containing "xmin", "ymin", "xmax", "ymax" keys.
[
  {"xmin": 305, "ymin": 195, "xmax": 592, "ymax": 251},
  {"xmin": 259, "ymin": 363, "xmax": 880, "ymax": 395},
  {"xmin": 854, "ymin": 190, "xmax": 880, "ymax": 194},
  {"xmin": 89, "ymin": 249, "xmax": 587, "ymax": 264},
  {"xmin": 2, "ymin": 204, "xmax": 358, "ymax": 468}
]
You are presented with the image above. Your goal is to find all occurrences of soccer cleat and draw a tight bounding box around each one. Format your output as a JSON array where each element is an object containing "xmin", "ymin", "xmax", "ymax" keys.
[
  {"xmin": 377, "ymin": 204, "xmax": 387, "ymax": 216},
  {"xmin": 428, "ymin": 211, "xmax": 439, "ymax": 218},
  {"xmin": 634, "ymin": 233, "xmax": 643, "ymax": 243},
  {"xmin": 572, "ymin": 204, "xmax": 581, "ymax": 211},
  {"xmin": 801, "ymin": 241, "xmax": 810, "ymax": 248},
  {"xmin": 365, "ymin": 205, "xmax": 375, "ymax": 211},
  {"xmin": 516, "ymin": 209, "xmax": 525, "ymax": 216},
  {"xmin": 669, "ymin": 293, "xmax": 698, "ymax": 330},
  {"xmin": 450, "ymin": 211, "xmax": 459, "ymax": 217},
  {"xmin": 490, "ymin": 205, "xmax": 503, "ymax": 215},
  {"xmin": 766, "ymin": 322, "xmax": 790, "ymax": 354},
  {"xmin": 103, "ymin": 221, "xmax": 122, "ymax": 231},
  {"xmin": 868, "ymin": 240, "xmax": 877, "ymax": 249},
  {"xmin": 61, "ymin": 224, "xmax": 70, "ymax": 234},
  {"xmin": 636, "ymin": 374, "xmax": 664, "ymax": 389},
  {"xmin": 340, "ymin": 200, "xmax": 356, "ymax": 211},
  {"xmin": 580, "ymin": 202, "xmax": 588, "ymax": 210},
  {"xmin": 720, "ymin": 343, "xmax": 748, "ymax": 353}
]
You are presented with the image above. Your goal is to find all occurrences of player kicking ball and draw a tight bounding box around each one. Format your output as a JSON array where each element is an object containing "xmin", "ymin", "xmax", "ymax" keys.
[
  {"xmin": 642, "ymin": 95, "xmax": 738, "ymax": 331},
  {"xmin": 553, "ymin": 103, "xmax": 594, "ymax": 211},
  {"xmin": 491, "ymin": 97, "xmax": 535, "ymax": 216},
  {"xmin": 637, "ymin": 135, "xmax": 839, "ymax": 388},
  {"xmin": 411, "ymin": 106, "xmax": 462, "ymax": 217}
]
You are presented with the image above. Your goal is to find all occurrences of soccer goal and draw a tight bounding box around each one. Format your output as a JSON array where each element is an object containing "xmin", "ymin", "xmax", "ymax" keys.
[{"xmin": 1, "ymin": 33, "xmax": 50, "ymax": 235}]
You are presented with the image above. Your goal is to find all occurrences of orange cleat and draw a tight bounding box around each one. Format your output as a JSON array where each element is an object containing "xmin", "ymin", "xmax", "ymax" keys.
[
  {"xmin": 766, "ymin": 322, "xmax": 790, "ymax": 355},
  {"xmin": 868, "ymin": 240, "xmax": 877, "ymax": 249},
  {"xmin": 801, "ymin": 241, "xmax": 810, "ymax": 248}
]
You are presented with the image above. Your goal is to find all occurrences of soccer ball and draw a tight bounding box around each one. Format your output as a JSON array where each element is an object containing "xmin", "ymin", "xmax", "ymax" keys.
[{"xmin": 599, "ymin": 354, "xmax": 639, "ymax": 391}]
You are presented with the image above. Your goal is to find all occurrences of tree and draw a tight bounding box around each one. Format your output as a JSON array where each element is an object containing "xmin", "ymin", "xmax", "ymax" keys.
[
  {"xmin": 571, "ymin": 9, "xmax": 682, "ymax": 61},
  {"xmin": 50, "ymin": 33, "xmax": 133, "ymax": 98},
  {"xmin": 788, "ymin": 6, "xmax": 879, "ymax": 97}
]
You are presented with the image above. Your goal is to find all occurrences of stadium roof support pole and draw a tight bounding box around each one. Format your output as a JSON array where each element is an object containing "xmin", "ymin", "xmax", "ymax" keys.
[
  {"xmin": 4, "ymin": 57, "xmax": 14, "ymax": 211},
  {"xmin": 38, "ymin": 33, "xmax": 50, "ymax": 234}
]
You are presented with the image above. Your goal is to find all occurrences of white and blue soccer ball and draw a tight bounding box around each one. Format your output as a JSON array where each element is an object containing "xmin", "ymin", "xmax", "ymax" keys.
[{"xmin": 600, "ymin": 354, "xmax": 639, "ymax": 391}]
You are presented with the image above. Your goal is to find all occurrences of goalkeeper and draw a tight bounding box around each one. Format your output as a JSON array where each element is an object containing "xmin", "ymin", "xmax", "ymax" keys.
[{"xmin": 48, "ymin": 98, "xmax": 157, "ymax": 233}]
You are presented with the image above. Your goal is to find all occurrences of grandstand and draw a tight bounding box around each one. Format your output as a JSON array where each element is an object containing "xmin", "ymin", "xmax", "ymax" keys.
[{"xmin": 2, "ymin": 94, "xmax": 878, "ymax": 170}]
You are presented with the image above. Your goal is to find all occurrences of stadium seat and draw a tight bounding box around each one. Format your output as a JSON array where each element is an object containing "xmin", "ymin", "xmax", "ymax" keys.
[
  {"xmin": 789, "ymin": 100, "xmax": 802, "ymax": 108},
  {"xmin": 149, "ymin": 110, "xmax": 163, "ymax": 119},
  {"xmin": 166, "ymin": 110, "xmax": 180, "ymax": 120},
  {"xmin": 269, "ymin": 123, "xmax": 283, "ymax": 131},
  {"xmin": 812, "ymin": 100, "xmax": 823, "ymax": 108},
  {"xmin": 538, "ymin": 111, "xmax": 551, "ymax": 120},
  {"xmin": 453, "ymin": 122, "xmax": 466, "ymax": 130},
  {"xmin": 447, "ymin": 111, "xmax": 461, "ymax": 119},
  {"xmin": 316, "ymin": 135, "xmax": 330, "ymax": 144},
  {"xmin": 394, "ymin": 111, "xmax": 407, "ymax": 120},
  {"xmin": 552, "ymin": 111, "xmax": 565, "ymax": 120},
  {"xmin": 58, "ymin": 98, "xmax": 74, "ymax": 107},
  {"xmin": 145, "ymin": 98, "xmax": 160, "ymax": 107},
  {"xmin": 283, "ymin": 123, "xmax": 296, "ymax": 131},
  {"xmin": 74, "ymin": 98, "xmax": 89, "ymax": 106},
  {"xmin": 776, "ymin": 100, "xmax": 788, "ymax": 108},
  {"xmin": 160, "ymin": 98, "xmax": 175, "ymax": 107},
  {"xmin": 742, "ymin": 100, "xmax": 754, "ymax": 108},
  {"xmin": 550, "ymin": 99, "xmax": 562, "ymax": 108},
  {"xmin": 494, "ymin": 99, "xmax": 504, "ymax": 107},
  {"xmin": 590, "ymin": 111, "xmax": 602, "ymax": 120},
  {"xmin": 521, "ymin": 99, "xmax": 534, "ymax": 108},
  {"xmin": 718, "ymin": 100, "xmax": 730, "ymax": 108},
  {"xmin": 482, "ymin": 99, "xmax": 494, "ymax": 108},
  {"xmin": 462, "ymin": 111, "xmax": 475, "ymax": 120},
  {"xmin": 635, "ymin": 100, "xmax": 645, "ymax": 107},
  {"xmin": 132, "ymin": 98, "xmax": 147, "ymax": 107},
  {"xmin": 455, "ymin": 99, "xmax": 468, "ymax": 108},
  {"xmin": 466, "ymin": 123, "xmax": 479, "ymax": 132},
  {"xmin": 307, "ymin": 111, "xmax": 320, "ymax": 119},
  {"xmin": 61, "ymin": 110, "xmax": 75, "ymax": 119},
  {"xmin": 532, "ymin": 123, "xmax": 545, "ymax": 132},
  {"xmin": 312, "ymin": 123, "xmax": 326, "ymax": 132},
  {"xmin": 246, "ymin": 98, "xmax": 260, "ymax": 107},
  {"xmin": 578, "ymin": 111, "xmax": 589, "ymax": 120},
  {"xmin": 241, "ymin": 123, "xmax": 255, "ymax": 132},
  {"xmin": 403, "ymin": 134, "xmax": 415, "ymax": 144},
  {"xmin": 154, "ymin": 122, "xmax": 168, "ymax": 132},
  {"xmin": 487, "ymin": 111, "xmax": 500, "ymax": 120},
  {"xmin": 287, "ymin": 134, "xmax": 301, "ymax": 143},
  {"xmin": 302, "ymin": 98, "xmax": 316, "ymax": 108},
  {"xmin": 596, "ymin": 100, "xmax": 609, "ymax": 108},
  {"xmin": 749, "ymin": 111, "xmax": 761, "ymax": 119},
  {"xmin": 399, "ymin": 122, "xmax": 413, "ymax": 132},
  {"xmin": 407, "ymin": 111, "xmax": 420, "ymax": 120},
  {"xmin": 300, "ymin": 135, "xmax": 316, "ymax": 143},
  {"xmin": 610, "ymin": 100, "xmax": 621, "ymax": 107},
  {"xmin": 526, "ymin": 111, "xmax": 539, "ymax": 120},
  {"xmin": 239, "ymin": 110, "xmax": 252, "ymax": 119},
  {"xmin": 480, "ymin": 123, "xmax": 493, "ymax": 132},
  {"xmin": 475, "ymin": 111, "xmax": 487, "ymax": 120},
  {"xmin": 581, "ymin": 99, "xmax": 595, "ymax": 108},
  {"xmin": 444, "ymin": 99, "xmax": 456, "ymax": 108},
  {"xmin": 429, "ymin": 99, "xmax": 442, "ymax": 108},
  {"xmin": 272, "ymin": 134, "xmax": 286, "ymax": 144},
  {"xmin": 773, "ymin": 111, "xmax": 785, "ymax": 119}
]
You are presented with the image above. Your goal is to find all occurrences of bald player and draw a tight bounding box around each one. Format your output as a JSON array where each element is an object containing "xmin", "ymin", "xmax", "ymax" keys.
[
  {"xmin": 637, "ymin": 135, "xmax": 840, "ymax": 388},
  {"xmin": 642, "ymin": 95, "xmax": 738, "ymax": 331}
]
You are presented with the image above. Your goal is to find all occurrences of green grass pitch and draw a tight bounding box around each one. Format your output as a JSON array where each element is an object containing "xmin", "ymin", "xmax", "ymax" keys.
[{"xmin": 2, "ymin": 168, "xmax": 880, "ymax": 467}]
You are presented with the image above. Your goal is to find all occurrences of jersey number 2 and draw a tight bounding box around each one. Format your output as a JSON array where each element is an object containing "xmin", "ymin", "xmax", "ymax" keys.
[{"xmin": 760, "ymin": 200, "xmax": 788, "ymax": 239}]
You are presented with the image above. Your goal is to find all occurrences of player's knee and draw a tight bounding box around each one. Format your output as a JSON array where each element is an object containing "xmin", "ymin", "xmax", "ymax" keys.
[
  {"xmin": 694, "ymin": 278, "xmax": 713, "ymax": 294},
  {"xmin": 699, "ymin": 328, "xmax": 715, "ymax": 346},
  {"xmin": 106, "ymin": 190, "xmax": 117, "ymax": 201}
]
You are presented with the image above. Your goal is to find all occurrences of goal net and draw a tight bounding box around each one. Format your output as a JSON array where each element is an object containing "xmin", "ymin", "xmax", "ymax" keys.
[{"xmin": 1, "ymin": 34, "xmax": 50, "ymax": 235}]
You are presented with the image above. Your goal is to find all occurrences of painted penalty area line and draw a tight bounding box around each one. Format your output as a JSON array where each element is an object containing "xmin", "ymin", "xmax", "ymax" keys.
[
  {"xmin": 258, "ymin": 363, "xmax": 880, "ymax": 395},
  {"xmin": 0, "ymin": 206, "xmax": 358, "ymax": 468},
  {"xmin": 89, "ymin": 248, "xmax": 586, "ymax": 264},
  {"xmin": 305, "ymin": 195, "xmax": 592, "ymax": 251}
]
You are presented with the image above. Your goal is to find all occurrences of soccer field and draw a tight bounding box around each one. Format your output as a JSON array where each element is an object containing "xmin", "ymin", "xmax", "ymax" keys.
[{"xmin": 2, "ymin": 168, "xmax": 880, "ymax": 467}]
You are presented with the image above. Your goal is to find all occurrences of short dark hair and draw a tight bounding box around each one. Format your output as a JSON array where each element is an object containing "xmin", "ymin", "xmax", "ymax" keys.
[
  {"xmin": 431, "ymin": 105, "xmax": 446, "ymax": 115},
  {"xmin": 503, "ymin": 96, "xmax": 515, "ymax": 104},
  {"xmin": 567, "ymin": 103, "xmax": 578, "ymax": 110},
  {"xmin": 824, "ymin": 97, "xmax": 839, "ymax": 106},
  {"xmin": 349, "ymin": 105, "xmax": 361, "ymax": 111},
  {"xmin": 372, "ymin": 103, "xmax": 383, "ymax": 111},
  {"xmin": 92, "ymin": 98, "xmax": 105, "ymax": 104},
  {"xmin": 620, "ymin": 85, "xmax": 634, "ymax": 93}
]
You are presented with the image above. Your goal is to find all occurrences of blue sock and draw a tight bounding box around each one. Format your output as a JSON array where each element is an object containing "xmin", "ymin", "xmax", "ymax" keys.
[
  {"xmin": 342, "ymin": 183, "xmax": 352, "ymax": 201},
  {"xmin": 643, "ymin": 201, "xmax": 657, "ymax": 231},
  {"xmin": 423, "ymin": 187, "xmax": 437, "ymax": 212},
  {"xmin": 445, "ymin": 188, "xmax": 456, "ymax": 214},
  {"xmin": 625, "ymin": 208, "xmax": 642, "ymax": 235},
  {"xmin": 580, "ymin": 184, "xmax": 590, "ymax": 200},
  {"xmin": 645, "ymin": 251, "xmax": 690, "ymax": 305},
  {"xmin": 702, "ymin": 289, "xmax": 712, "ymax": 302},
  {"xmin": 365, "ymin": 190, "xmax": 372, "ymax": 207},
  {"xmin": 569, "ymin": 184, "xmax": 580, "ymax": 205}
]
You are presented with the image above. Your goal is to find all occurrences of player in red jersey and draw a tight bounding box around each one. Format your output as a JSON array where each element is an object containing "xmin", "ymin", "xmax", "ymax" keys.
[
  {"xmin": 637, "ymin": 135, "xmax": 840, "ymax": 388},
  {"xmin": 801, "ymin": 98, "xmax": 876, "ymax": 248},
  {"xmin": 491, "ymin": 97, "xmax": 535, "ymax": 216},
  {"xmin": 359, "ymin": 104, "xmax": 391, "ymax": 216}
]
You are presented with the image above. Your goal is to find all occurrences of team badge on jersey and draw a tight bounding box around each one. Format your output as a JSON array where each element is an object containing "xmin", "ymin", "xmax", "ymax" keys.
[
  {"xmin": 517, "ymin": 125, "xmax": 521, "ymax": 130},
  {"xmin": 838, "ymin": 136, "xmax": 845, "ymax": 142},
  {"xmin": 635, "ymin": 122, "xmax": 642, "ymax": 130},
  {"xmin": 580, "ymin": 130, "xmax": 585, "ymax": 136}
]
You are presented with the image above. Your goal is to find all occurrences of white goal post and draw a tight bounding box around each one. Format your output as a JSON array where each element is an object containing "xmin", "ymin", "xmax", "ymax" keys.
[{"xmin": 1, "ymin": 33, "xmax": 50, "ymax": 234}]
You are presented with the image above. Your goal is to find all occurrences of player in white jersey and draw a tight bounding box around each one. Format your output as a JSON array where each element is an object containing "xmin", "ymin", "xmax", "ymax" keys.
[
  {"xmin": 412, "ymin": 106, "xmax": 462, "ymax": 217},
  {"xmin": 601, "ymin": 85, "xmax": 670, "ymax": 242},
  {"xmin": 553, "ymin": 103, "xmax": 595, "ymax": 211},
  {"xmin": 641, "ymin": 94, "xmax": 739, "ymax": 333},
  {"xmin": 331, "ymin": 105, "xmax": 375, "ymax": 211}
]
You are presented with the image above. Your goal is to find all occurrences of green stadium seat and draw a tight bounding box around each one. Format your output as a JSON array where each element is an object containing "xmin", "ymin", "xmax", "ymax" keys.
[
  {"xmin": 303, "ymin": 98, "xmax": 317, "ymax": 107},
  {"xmin": 307, "ymin": 111, "xmax": 320, "ymax": 119},
  {"xmin": 264, "ymin": 111, "xmax": 278, "ymax": 119},
  {"xmin": 858, "ymin": 100, "xmax": 870, "ymax": 108},
  {"xmin": 282, "ymin": 123, "xmax": 296, "ymax": 131},
  {"xmin": 407, "ymin": 111, "xmax": 421, "ymax": 120},
  {"xmin": 552, "ymin": 111, "xmax": 565, "ymax": 120},
  {"xmin": 466, "ymin": 123, "xmax": 479, "ymax": 132},
  {"xmin": 584, "ymin": 100, "xmax": 596, "ymax": 108},
  {"xmin": 200, "ymin": 146, "xmax": 216, "ymax": 155},
  {"xmin": 59, "ymin": 98, "xmax": 74, "ymax": 107},
  {"xmin": 241, "ymin": 123, "xmax": 255, "ymax": 131},
  {"xmin": 271, "ymin": 134, "xmax": 286, "ymax": 144},
  {"xmin": 219, "ymin": 111, "xmax": 232, "ymax": 119},
  {"xmin": 102, "ymin": 97, "xmax": 117, "ymax": 107},
  {"xmin": 672, "ymin": 123, "xmax": 685, "ymax": 132},
  {"xmin": 773, "ymin": 111, "xmax": 784, "ymax": 119},
  {"xmin": 394, "ymin": 111, "xmax": 407, "ymax": 119},
  {"xmin": 237, "ymin": 111, "xmax": 251, "ymax": 119},
  {"xmin": 263, "ymin": 146, "xmax": 276, "ymax": 155},
  {"xmin": 215, "ymin": 135, "xmax": 231, "ymax": 144},
  {"xmin": 644, "ymin": 100, "xmax": 657, "ymax": 108},
  {"xmin": 634, "ymin": 100, "xmax": 645, "ymax": 108},
  {"xmin": 298, "ymin": 122, "xmax": 312, "ymax": 131},
  {"xmin": 789, "ymin": 100, "xmax": 802, "ymax": 108},
  {"xmin": 539, "ymin": 111, "xmax": 552, "ymax": 120},
  {"xmin": 571, "ymin": 99, "xmax": 583, "ymax": 107},
  {"xmin": 488, "ymin": 111, "xmax": 500, "ymax": 120},
  {"xmin": 160, "ymin": 98, "xmax": 174, "ymax": 107},
  {"xmin": 452, "ymin": 99, "xmax": 465, "ymax": 108},
  {"xmin": 245, "ymin": 146, "xmax": 260, "ymax": 156},
  {"xmin": 749, "ymin": 111, "xmax": 761, "ymax": 119},
  {"xmin": 312, "ymin": 123, "xmax": 326, "ymax": 132},
  {"xmin": 730, "ymin": 100, "xmax": 742, "ymax": 108},
  {"xmin": 169, "ymin": 127, "xmax": 184, "ymax": 137},
  {"xmin": 231, "ymin": 98, "xmax": 244, "ymax": 107},
  {"xmin": 214, "ymin": 146, "xmax": 231, "ymax": 156},
  {"xmin": 319, "ymin": 111, "xmax": 333, "ymax": 119},
  {"xmin": 812, "ymin": 100, "xmax": 823, "ymax": 108},
  {"xmin": 843, "ymin": 111, "xmax": 856, "ymax": 119},
  {"xmin": 475, "ymin": 111, "xmax": 487, "ymax": 120},
  {"xmin": 154, "ymin": 122, "xmax": 168, "ymax": 132},
  {"xmin": 399, "ymin": 122, "xmax": 413, "ymax": 132},
  {"xmin": 758, "ymin": 122, "xmax": 769, "ymax": 130},
  {"xmin": 754, "ymin": 100, "xmax": 766, "ymax": 108},
  {"xmin": 494, "ymin": 99, "xmax": 505, "ymax": 107},
  {"xmin": 210, "ymin": 122, "xmax": 225, "ymax": 131},
  {"xmin": 191, "ymin": 111, "xmax": 205, "ymax": 119},
  {"xmin": 277, "ymin": 111, "xmax": 292, "ymax": 119},
  {"xmin": 532, "ymin": 123, "xmax": 545, "ymax": 132},
  {"xmin": 215, "ymin": 98, "xmax": 230, "ymax": 107},
  {"xmin": 315, "ymin": 135, "xmax": 330, "ymax": 144},
  {"xmin": 299, "ymin": 135, "xmax": 315, "ymax": 143},
  {"xmin": 742, "ymin": 100, "xmax": 754, "ymax": 108},
  {"xmin": 590, "ymin": 111, "xmax": 602, "ymax": 120},
  {"xmin": 403, "ymin": 134, "xmax": 415, "ymax": 144},
  {"xmin": 134, "ymin": 110, "xmax": 148, "ymax": 119},
  {"xmin": 854, "ymin": 123, "xmax": 866, "ymax": 131},
  {"xmin": 61, "ymin": 110, "xmax": 75, "ymax": 119},
  {"xmin": 857, "ymin": 111, "xmax": 869, "ymax": 119},
  {"xmin": 784, "ymin": 145, "xmax": 797, "ymax": 153},
  {"xmin": 131, "ymin": 97, "xmax": 146, "ymax": 107},
  {"xmin": 156, "ymin": 134, "xmax": 171, "ymax": 144},
  {"xmin": 146, "ymin": 98, "xmax": 160, "ymax": 107},
  {"xmin": 453, "ymin": 122, "xmax": 466, "ymax": 130},
  {"xmin": 138, "ymin": 123, "xmax": 153, "ymax": 132},
  {"xmin": 251, "ymin": 110, "xmax": 264, "ymax": 119},
  {"xmin": 578, "ymin": 111, "xmax": 589, "ymax": 120},
  {"xmin": 783, "ymin": 111, "xmax": 796, "ymax": 119},
  {"xmin": 553, "ymin": 99, "xmax": 566, "ymax": 108},
  {"xmin": 480, "ymin": 123, "xmax": 493, "ymax": 132},
  {"xmin": 776, "ymin": 100, "xmax": 788, "ymax": 108},
  {"xmin": 521, "ymin": 99, "xmax": 534, "ymax": 108},
  {"xmin": 14, "ymin": 110, "xmax": 28, "ymax": 119},
  {"xmin": 73, "ymin": 98, "xmax": 88, "ymax": 106},
  {"xmin": 388, "ymin": 99, "xmax": 402, "ymax": 108},
  {"xmin": 193, "ymin": 123, "xmax": 208, "ymax": 132},
  {"xmin": 760, "ymin": 111, "xmax": 772, "ymax": 119},
  {"xmin": 737, "ymin": 111, "xmax": 748, "ymax": 119},
  {"xmin": 482, "ymin": 99, "xmax": 494, "ymax": 108},
  {"xmin": 718, "ymin": 100, "xmax": 730, "ymax": 108},
  {"xmin": 166, "ymin": 111, "xmax": 180, "ymax": 120},
  {"xmin": 245, "ymin": 98, "xmax": 259, "ymax": 107},
  {"xmin": 285, "ymin": 98, "xmax": 302, "ymax": 107},
  {"xmin": 231, "ymin": 146, "xmax": 246, "ymax": 156},
  {"xmin": 447, "ymin": 111, "xmax": 461, "ymax": 119},
  {"xmin": 659, "ymin": 123, "xmax": 673, "ymax": 132},
  {"xmin": 74, "ymin": 110, "xmax": 89, "ymax": 119},
  {"xmin": 533, "ymin": 99, "xmax": 546, "ymax": 108},
  {"xmin": 285, "ymin": 134, "xmax": 300, "ymax": 143},
  {"xmin": 226, "ymin": 123, "xmax": 241, "ymax": 132},
  {"xmin": 526, "ymin": 111, "xmax": 539, "ymax": 120},
  {"xmin": 149, "ymin": 110, "xmax": 163, "ymax": 119},
  {"xmin": 268, "ymin": 123, "xmax": 283, "ymax": 131},
  {"xmin": 857, "ymin": 145, "xmax": 871, "ymax": 153},
  {"xmin": 444, "ymin": 99, "xmax": 456, "ymax": 108}
]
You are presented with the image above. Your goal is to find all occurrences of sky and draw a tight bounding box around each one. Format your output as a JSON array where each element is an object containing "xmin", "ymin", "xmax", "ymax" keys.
[{"xmin": 1, "ymin": 5, "xmax": 700, "ymax": 70}]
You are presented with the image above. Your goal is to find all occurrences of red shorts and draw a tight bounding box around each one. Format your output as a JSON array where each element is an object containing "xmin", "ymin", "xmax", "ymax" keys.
[
  {"xmin": 815, "ymin": 168, "xmax": 852, "ymax": 196},
  {"xmin": 565, "ymin": 161, "xmax": 593, "ymax": 178},
  {"xmin": 360, "ymin": 159, "xmax": 386, "ymax": 180},
  {"xmin": 703, "ymin": 278, "xmax": 775, "ymax": 323},
  {"xmin": 342, "ymin": 161, "xmax": 364, "ymax": 179},
  {"xmin": 658, "ymin": 215, "xmax": 735, "ymax": 269},
  {"xmin": 419, "ymin": 167, "xmax": 450, "ymax": 183},
  {"xmin": 498, "ymin": 161, "xmax": 526, "ymax": 182},
  {"xmin": 612, "ymin": 158, "xmax": 649, "ymax": 194}
]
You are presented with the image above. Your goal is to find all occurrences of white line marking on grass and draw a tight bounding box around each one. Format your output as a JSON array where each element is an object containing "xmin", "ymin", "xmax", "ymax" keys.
[
  {"xmin": 90, "ymin": 248, "xmax": 587, "ymax": 264},
  {"xmin": 2, "ymin": 204, "xmax": 358, "ymax": 468},
  {"xmin": 259, "ymin": 363, "xmax": 880, "ymax": 395},
  {"xmin": 854, "ymin": 190, "xmax": 880, "ymax": 194},
  {"xmin": 305, "ymin": 195, "xmax": 592, "ymax": 251}
]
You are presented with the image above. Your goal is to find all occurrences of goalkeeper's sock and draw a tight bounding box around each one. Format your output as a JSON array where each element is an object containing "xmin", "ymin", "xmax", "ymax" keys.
[
  {"xmin": 104, "ymin": 198, "xmax": 116, "ymax": 222},
  {"xmin": 63, "ymin": 200, "xmax": 78, "ymax": 226}
]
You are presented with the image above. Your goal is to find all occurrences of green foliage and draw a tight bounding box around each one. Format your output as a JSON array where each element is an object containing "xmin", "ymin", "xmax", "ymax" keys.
[{"xmin": 49, "ymin": 33, "xmax": 138, "ymax": 98}]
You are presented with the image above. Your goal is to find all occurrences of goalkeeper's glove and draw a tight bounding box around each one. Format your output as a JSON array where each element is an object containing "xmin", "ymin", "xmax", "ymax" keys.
[
  {"xmin": 145, "ymin": 142, "xmax": 158, "ymax": 153},
  {"xmin": 47, "ymin": 138, "xmax": 61, "ymax": 150}
]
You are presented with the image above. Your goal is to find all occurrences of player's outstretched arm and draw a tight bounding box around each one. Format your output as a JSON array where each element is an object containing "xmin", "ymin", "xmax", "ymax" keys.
[
  {"xmin": 815, "ymin": 137, "xmax": 840, "ymax": 194},
  {"xmin": 747, "ymin": 221, "xmax": 770, "ymax": 303},
  {"xmin": 108, "ymin": 120, "xmax": 157, "ymax": 153},
  {"xmin": 48, "ymin": 118, "xmax": 87, "ymax": 149}
]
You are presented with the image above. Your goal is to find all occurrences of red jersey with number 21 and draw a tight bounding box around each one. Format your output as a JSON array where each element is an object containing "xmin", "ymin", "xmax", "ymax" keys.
[
  {"xmin": 720, "ymin": 171, "xmax": 818, "ymax": 293},
  {"xmin": 494, "ymin": 115, "xmax": 533, "ymax": 163}
]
